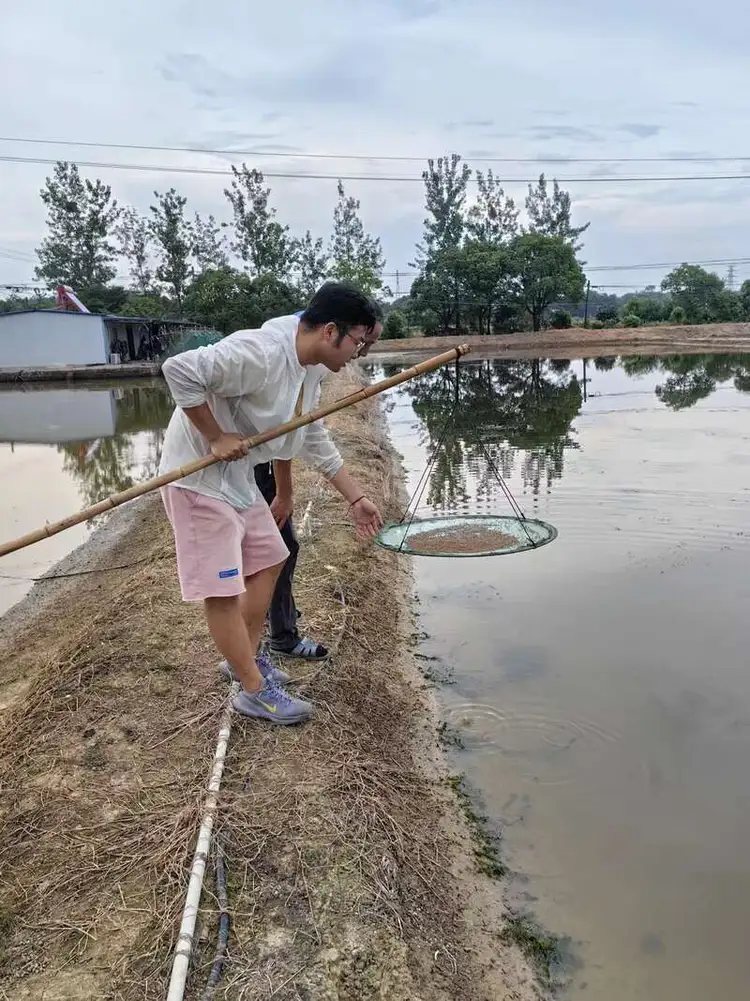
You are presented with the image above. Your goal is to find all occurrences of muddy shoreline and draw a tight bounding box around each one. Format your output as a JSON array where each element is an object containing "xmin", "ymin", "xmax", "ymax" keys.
[
  {"xmin": 369, "ymin": 321, "xmax": 750, "ymax": 362},
  {"xmin": 3, "ymin": 321, "xmax": 749, "ymax": 386},
  {"xmin": 0, "ymin": 366, "xmax": 542, "ymax": 1000}
]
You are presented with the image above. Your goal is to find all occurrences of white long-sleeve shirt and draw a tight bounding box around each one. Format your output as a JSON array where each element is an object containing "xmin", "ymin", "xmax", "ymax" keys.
[{"xmin": 158, "ymin": 314, "xmax": 343, "ymax": 509}]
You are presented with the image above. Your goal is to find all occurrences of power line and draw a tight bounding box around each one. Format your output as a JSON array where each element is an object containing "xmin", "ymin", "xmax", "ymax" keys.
[
  {"xmin": 4, "ymin": 135, "xmax": 750, "ymax": 166},
  {"xmin": 3, "ymin": 152, "xmax": 750, "ymax": 185}
]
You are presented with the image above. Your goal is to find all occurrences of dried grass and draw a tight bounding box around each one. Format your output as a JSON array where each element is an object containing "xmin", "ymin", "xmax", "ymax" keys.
[{"xmin": 0, "ymin": 364, "xmax": 538, "ymax": 1001}]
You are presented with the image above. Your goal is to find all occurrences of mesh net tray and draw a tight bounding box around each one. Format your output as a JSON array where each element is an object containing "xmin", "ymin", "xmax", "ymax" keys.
[{"xmin": 375, "ymin": 514, "xmax": 557, "ymax": 558}]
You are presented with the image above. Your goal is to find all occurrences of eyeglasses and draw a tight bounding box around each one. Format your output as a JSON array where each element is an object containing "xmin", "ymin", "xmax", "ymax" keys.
[{"xmin": 345, "ymin": 332, "xmax": 371, "ymax": 358}]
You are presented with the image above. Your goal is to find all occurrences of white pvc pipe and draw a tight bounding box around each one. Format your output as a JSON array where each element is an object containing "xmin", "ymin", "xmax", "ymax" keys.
[
  {"xmin": 299, "ymin": 499, "xmax": 314, "ymax": 539},
  {"xmin": 166, "ymin": 683, "xmax": 239, "ymax": 1001}
]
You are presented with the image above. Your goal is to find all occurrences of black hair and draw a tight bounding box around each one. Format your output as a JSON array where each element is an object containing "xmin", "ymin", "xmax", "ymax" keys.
[{"xmin": 300, "ymin": 281, "xmax": 381, "ymax": 340}]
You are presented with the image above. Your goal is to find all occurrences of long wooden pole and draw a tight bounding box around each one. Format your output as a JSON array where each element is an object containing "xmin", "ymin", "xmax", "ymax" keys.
[{"xmin": 0, "ymin": 344, "xmax": 471, "ymax": 559}]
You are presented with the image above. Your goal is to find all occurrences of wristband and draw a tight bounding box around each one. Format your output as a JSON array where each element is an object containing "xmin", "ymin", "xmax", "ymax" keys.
[{"xmin": 348, "ymin": 496, "xmax": 365, "ymax": 509}]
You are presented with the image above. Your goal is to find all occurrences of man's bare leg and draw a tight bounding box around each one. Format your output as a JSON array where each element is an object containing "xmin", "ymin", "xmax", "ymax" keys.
[
  {"xmin": 238, "ymin": 563, "xmax": 283, "ymax": 656},
  {"xmin": 205, "ymin": 562, "xmax": 284, "ymax": 693}
]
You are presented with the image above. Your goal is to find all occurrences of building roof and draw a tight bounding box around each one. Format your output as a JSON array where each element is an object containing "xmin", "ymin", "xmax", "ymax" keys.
[{"xmin": 0, "ymin": 308, "xmax": 196, "ymax": 326}]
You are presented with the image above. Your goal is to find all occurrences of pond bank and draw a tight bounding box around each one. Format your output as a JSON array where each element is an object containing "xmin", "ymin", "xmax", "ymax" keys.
[
  {"xmin": 0, "ymin": 365, "xmax": 540, "ymax": 1000},
  {"xmin": 0, "ymin": 362, "xmax": 161, "ymax": 383},
  {"xmin": 370, "ymin": 321, "xmax": 750, "ymax": 361}
]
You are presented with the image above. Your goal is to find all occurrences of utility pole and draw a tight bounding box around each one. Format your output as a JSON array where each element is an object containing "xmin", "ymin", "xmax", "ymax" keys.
[{"xmin": 583, "ymin": 280, "xmax": 591, "ymax": 328}]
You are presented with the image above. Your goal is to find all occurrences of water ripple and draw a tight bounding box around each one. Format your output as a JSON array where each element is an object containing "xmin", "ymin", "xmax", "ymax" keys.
[{"xmin": 445, "ymin": 702, "xmax": 621, "ymax": 786}]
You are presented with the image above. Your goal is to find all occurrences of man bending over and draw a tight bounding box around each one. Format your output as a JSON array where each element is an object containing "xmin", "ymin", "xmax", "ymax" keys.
[{"xmin": 158, "ymin": 282, "xmax": 383, "ymax": 725}]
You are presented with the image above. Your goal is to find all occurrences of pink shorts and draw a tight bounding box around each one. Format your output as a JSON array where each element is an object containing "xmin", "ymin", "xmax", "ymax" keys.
[{"xmin": 161, "ymin": 486, "xmax": 289, "ymax": 602}]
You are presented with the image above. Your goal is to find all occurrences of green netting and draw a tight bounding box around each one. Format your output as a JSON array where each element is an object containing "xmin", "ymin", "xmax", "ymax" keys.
[
  {"xmin": 375, "ymin": 514, "xmax": 557, "ymax": 558},
  {"xmin": 161, "ymin": 328, "xmax": 223, "ymax": 358}
]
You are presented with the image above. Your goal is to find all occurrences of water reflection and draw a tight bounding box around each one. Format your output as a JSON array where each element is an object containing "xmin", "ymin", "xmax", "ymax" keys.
[
  {"xmin": 0, "ymin": 381, "xmax": 173, "ymax": 510},
  {"xmin": 385, "ymin": 353, "xmax": 750, "ymax": 1001},
  {"xmin": 621, "ymin": 353, "xmax": 750, "ymax": 410},
  {"xmin": 0, "ymin": 381, "xmax": 174, "ymax": 616},
  {"xmin": 383, "ymin": 359, "xmax": 583, "ymax": 507}
]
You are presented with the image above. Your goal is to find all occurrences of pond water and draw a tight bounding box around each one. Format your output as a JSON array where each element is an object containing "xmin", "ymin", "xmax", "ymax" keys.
[
  {"xmin": 2, "ymin": 356, "xmax": 750, "ymax": 1000},
  {"xmin": 0, "ymin": 380, "xmax": 173, "ymax": 615},
  {"xmin": 375, "ymin": 354, "xmax": 750, "ymax": 1001}
]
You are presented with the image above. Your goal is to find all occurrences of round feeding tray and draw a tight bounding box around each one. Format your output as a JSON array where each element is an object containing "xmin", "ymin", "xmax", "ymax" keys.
[{"xmin": 375, "ymin": 514, "xmax": 557, "ymax": 558}]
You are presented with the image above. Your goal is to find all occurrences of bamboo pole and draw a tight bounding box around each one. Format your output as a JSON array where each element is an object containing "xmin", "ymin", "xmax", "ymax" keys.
[
  {"xmin": 0, "ymin": 344, "xmax": 471, "ymax": 559},
  {"xmin": 166, "ymin": 680, "xmax": 237, "ymax": 1001}
]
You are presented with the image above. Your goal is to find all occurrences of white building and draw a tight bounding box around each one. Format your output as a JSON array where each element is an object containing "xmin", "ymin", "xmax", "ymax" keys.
[{"xmin": 0, "ymin": 308, "xmax": 195, "ymax": 369}]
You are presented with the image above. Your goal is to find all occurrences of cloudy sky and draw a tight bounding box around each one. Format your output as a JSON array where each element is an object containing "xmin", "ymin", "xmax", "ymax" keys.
[{"xmin": 2, "ymin": 0, "xmax": 750, "ymax": 296}]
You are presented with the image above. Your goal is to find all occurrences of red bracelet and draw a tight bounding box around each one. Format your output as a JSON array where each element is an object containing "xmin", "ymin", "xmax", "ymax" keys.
[{"xmin": 348, "ymin": 496, "xmax": 364, "ymax": 508}]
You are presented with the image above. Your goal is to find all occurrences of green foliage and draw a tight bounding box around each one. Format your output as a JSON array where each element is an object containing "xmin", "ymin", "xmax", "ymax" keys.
[
  {"xmin": 224, "ymin": 164, "xmax": 295, "ymax": 278},
  {"xmin": 118, "ymin": 293, "xmax": 170, "ymax": 319},
  {"xmin": 191, "ymin": 213, "xmax": 228, "ymax": 272},
  {"xmin": 183, "ymin": 267, "xmax": 302, "ymax": 334},
  {"xmin": 413, "ymin": 153, "xmax": 472, "ymax": 269},
  {"xmin": 500, "ymin": 914, "xmax": 561, "ymax": 986},
  {"xmin": 0, "ymin": 292, "xmax": 56, "ymax": 313},
  {"xmin": 509, "ymin": 233, "xmax": 586, "ymax": 331},
  {"xmin": 35, "ymin": 161, "xmax": 120, "ymax": 288},
  {"xmin": 458, "ymin": 241, "xmax": 515, "ymax": 335},
  {"xmin": 669, "ymin": 305, "xmax": 686, "ymax": 324},
  {"xmin": 622, "ymin": 295, "xmax": 665, "ymax": 324},
  {"xmin": 589, "ymin": 319, "xmax": 604, "ymax": 329},
  {"xmin": 410, "ymin": 242, "xmax": 515, "ymax": 335},
  {"xmin": 382, "ymin": 310, "xmax": 408, "ymax": 339},
  {"xmin": 76, "ymin": 284, "xmax": 128, "ymax": 315},
  {"xmin": 525, "ymin": 173, "xmax": 590, "ymax": 252},
  {"xmin": 550, "ymin": 309, "xmax": 572, "ymax": 329},
  {"xmin": 660, "ymin": 264, "xmax": 732, "ymax": 324},
  {"xmin": 739, "ymin": 280, "xmax": 750, "ymax": 321},
  {"xmin": 149, "ymin": 188, "xmax": 194, "ymax": 309},
  {"xmin": 465, "ymin": 169, "xmax": 519, "ymax": 246},
  {"xmin": 328, "ymin": 180, "xmax": 385, "ymax": 295},
  {"xmin": 116, "ymin": 206, "xmax": 152, "ymax": 293},
  {"xmin": 295, "ymin": 230, "xmax": 329, "ymax": 301},
  {"xmin": 623, "ymin": 313, "xmax": 641, "ymax": 327},
  {"xmin": 596, "ymin": 306, "xmax": 619, "ymax": 325}
]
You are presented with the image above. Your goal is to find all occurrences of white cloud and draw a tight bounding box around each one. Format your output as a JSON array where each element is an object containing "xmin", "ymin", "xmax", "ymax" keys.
[{"xmin": 2, "ymin": 0, "xmax": 750, "ymax": 292}]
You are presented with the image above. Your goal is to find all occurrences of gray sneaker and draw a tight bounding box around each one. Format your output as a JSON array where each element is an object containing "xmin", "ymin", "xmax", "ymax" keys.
[
  {"xmin": 232, "ymin": 681, "xmax": 313, "ymax": 725},
  {"xmin": 219, "ymin": 652, "xmax": 291, "ymax": 686}
]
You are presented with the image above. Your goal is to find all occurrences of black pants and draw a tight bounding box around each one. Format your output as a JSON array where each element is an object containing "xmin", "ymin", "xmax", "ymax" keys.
[{"xmin": 254, "ymin": 462, "xmax": 300, "ymax": 650}]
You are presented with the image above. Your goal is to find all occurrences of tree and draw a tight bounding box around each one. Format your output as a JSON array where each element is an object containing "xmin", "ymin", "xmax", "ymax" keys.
[
  {"xmin": 328, "ymin": 180, "xmax": 385, "ymax": 295},
  {"xmin": 596, "ymin": 306, "xmax": 620, "ymax": 326},
  {"xmin": 409, "ymin": 248, "xmax": 463, "ymax": 334},
  {"xmin": 184, "ymin": 267, "xmax": 302, "ymax": 334},
  {"xmin": 622, "ymin": 296, "xmax": 665, "ymax": 324},
  {"xmin": 410, "ymin": 242, "xmax": 515, "ymax": 336},
  {"xmin": 739, "ymin": 280, "xmax": 750, "ymax": 320},
  {"xmin": 35, "ymin": 162, "xmax": 120, "ymax": 289},
  {"xmin": 660, "ymin": 264, "xmax": 731, "ymax": 324},
  {"xmin": 224, "ymin": 164, "xmax": 295, "ymax": 277},
  {"xmin": 414, "ymin": 153, "xmax": 472, "ymax": 267},
  {"xmin": 550, "ymin": 309, "xmax": 573, "ymax": 329},
  {"xmin": 510, "ymin": 233, "xmax": 586, "ymax": 332},
  {"xmin": 149, "ymin": 188, "xmax": 194, "ymax": 310},
  {"xmin": 116, "ymin": 206, "xmax": 153, "ymax": 293},
  {"xmin": 382, "ymin": 311, "xmax": 408, "ymax": 339},
  {"xmin": 295, "ymin": 230, "xmax": 329, "ymax": 300},
  {"xmin": 184, "ymin": 267, "xmax": 254, "ymax": 333},
  {"xmin": 465, "ymin": 170, "xmax": 519, "ymax": 246},
  {"xmin": 192, "ymin": 213, "xmax": 228, "ymax": 272},
  {"xmin": 525, "ymin": 174, "xmax": 589, "ymax": 253},
  {"xmin": 455, "ymin": 241, "xmax": 515, "ymax": 335}
]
